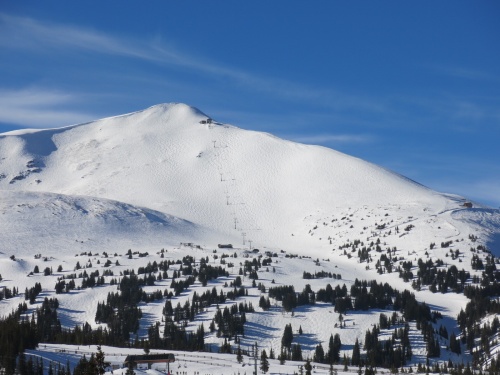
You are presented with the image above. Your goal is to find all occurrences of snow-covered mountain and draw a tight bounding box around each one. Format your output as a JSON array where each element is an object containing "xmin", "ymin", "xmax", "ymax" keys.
[
  {"xmin": 1, "ymin": 102, "xmax": 498, "ymax": 256},
  {"xmin": 1, "ymin": 103, "xmax": 500, "ymax": 372}
]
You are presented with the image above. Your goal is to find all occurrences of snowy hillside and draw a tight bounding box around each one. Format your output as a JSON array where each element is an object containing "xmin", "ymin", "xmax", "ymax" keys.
[
  {"xmin": 1, "ymin": 103, "xmax": 498, "ymax": 256},
  {"xmin": 1, "ymin": 103, "xmax": 500, "ymax": 373}
]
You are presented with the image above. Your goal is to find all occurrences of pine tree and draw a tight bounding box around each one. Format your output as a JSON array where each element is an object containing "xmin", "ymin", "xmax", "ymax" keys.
[
  {"xmin": 329, "ymin": 363, "xmax": 338, "ymax": 375},
  {"xmin": 260, "ymin": 349, "xmax": 269, "ymax": 374},
  {"xmin": 278, "ymin": 347, "xmax": 287, "ymax": 365},
  {"xmin": 305, "ymin": 359, "xmax": 312, "ymax": 375},
  {"xmin": 95, "ymin": 345, "xmax": 106, "ymax": 375},
  {"xmin": 237, "ymin": 344, "xmax": 243, "ymax": 363},
  {"xmin": 281, "ymin": 323, "xmax": 294, "ymax": 351},
  {"xmin": 333, "ymin": 334, "xmax": 341, "ymax": 363},
  {"xmin": 291, "ymin": 344, "xmax": 303, "ymax": 361},
  {"xmin": 351, "ymin": 339, "xmax": 360, "ymax": 366},
  {"xmin": 314, "ymin": 343, "xmax": 325, "ymax": 363},
  {"xmin": 125, "ymin": 362, "xmax": 135, "ymax": 375},
  {"xmin": 17, "ymin": 352, "xmax": 28, "ymax": 375},
  {"xmin": 269, "ymin": 347, "xmax": 275, "ymax": 360}
]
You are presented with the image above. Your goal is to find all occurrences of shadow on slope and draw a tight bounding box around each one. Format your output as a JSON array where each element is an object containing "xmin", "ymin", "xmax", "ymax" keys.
[{"xmin": 0, "ymin": 191, "xmax": 207, "ymax": 257}]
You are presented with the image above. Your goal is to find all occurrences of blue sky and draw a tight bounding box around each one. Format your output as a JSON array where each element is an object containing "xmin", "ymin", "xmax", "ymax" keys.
[{"xmin": 1, "ymin": 1, "xmax": 499, "ymax": 207}]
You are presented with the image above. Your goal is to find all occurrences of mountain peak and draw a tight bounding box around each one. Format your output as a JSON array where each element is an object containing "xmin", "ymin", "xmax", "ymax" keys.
[
  {"xmin": 139, "ymin": 102, "xmax": 210, "ymax": 122},
  {"xmin": 0, "ymin": 102, "xmax": 499, "ymax": 256}
]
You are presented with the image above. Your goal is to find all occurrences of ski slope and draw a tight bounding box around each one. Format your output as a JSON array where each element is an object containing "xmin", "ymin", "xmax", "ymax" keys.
[
  {"xmin": 1, "ymin": 103, "xmax": 499, "ymax": 370},
  {"xmin": 1, "ymin": 103, "xmax": 498, "ymax": 257}
]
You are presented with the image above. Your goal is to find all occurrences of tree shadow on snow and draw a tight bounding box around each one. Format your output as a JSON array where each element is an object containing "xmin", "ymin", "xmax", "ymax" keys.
[{"xmin": 242, "ymin": 320, "xmax": 279, "ymax": 342}]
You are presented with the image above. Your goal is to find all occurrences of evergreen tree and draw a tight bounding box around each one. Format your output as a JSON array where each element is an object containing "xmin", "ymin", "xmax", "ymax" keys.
[
  {"xmin": 17, "ymin": 352, "xmax": 28, "ymax": 375},
  {"xmin": 327, "ymin": 333, "xmax": 342, "ymax": 363},
  {"xmin": 291, "ymin": 344, "xmax": 303, "ymax": 361},
  {"xmin": 329, "ymin": 363, "xmax": 338, "ymax": 375},
  {"xmin": 260, "ymin": 349, "xmax": 269, "ymax": 374},
  {"xmin": 237, "ymin": 344, "xmax": 243, "ymax": 363},
  {"xmin": 304, "ymin": 359, "xmax": 312, "ymax": 375},
  {"xmin": 269, "ymin": 347, "xmax": 275, "ymax": 360},
  {"xmin": 278, "ymin": 347, "xmax": 287, "ymax": 365},
  {"xmin": 314, "ymin": 343, "xmax": 325, "ymax": 363},
  {"xmin": 95, "ymin": 345, "xmax": 107, "ymax": 375},
  {"xmin": 351, "ymin": 338, "xmax": 361, "ymax": 366},
  {"xmin": 450, "ymin": 332, "xmax": 461, "ymax": 355},
  {"xmin": 333, "ymin": 334, "xmax": 341, "ymax": 363},
  {"xmin": 125, "ymin": 362, "xmax": 135, "ymax": 375},
  {"xmin": 281, "ymin": 323, "xmax": 294, "ymax": 351}
]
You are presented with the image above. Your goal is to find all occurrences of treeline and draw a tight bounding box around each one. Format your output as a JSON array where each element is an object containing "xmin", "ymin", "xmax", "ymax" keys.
[
  {"xmin": 0, "ymin": 285, "xmax": 19, "ymax": 300},
  {"xmin": 269, "ymin": 278, "xmax": 441, "ymax": 361},
  {"xmin": 213, "ymin": 304, "xmax": 248, "ymax": 338},
  {"xmin": 458, "ymin": 282, "xmax": 500, "ymax": 364},
  {"xmin": 268, "ymin": 285, "xmax": 315, "ymax": 312},
  {"xmin": 409, "ymin": 259, "xmax": 470, "ymax": 294},
  {"xmin": 94, "ymin": 274, "xmax": 148, "ymax": 342},
  {"xmin": 149, "ymin": 320, "xmax": 206, "ymax": 351},
  {"xmin": 0, "ymin": 298, "xmax": 60, "ymax": 374},
  {"xmin": 360, "ymin": 321, "xmax": 412, "ymax": 368},
  {"xmin": 303, "ymin": 270, "xmax": 341, "ymax": 279}
]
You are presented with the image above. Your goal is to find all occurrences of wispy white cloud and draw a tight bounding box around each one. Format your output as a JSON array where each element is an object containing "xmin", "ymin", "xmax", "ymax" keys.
[
  {"xmin": 0, "ymin": 13, "xmax": 157, "ymax": 61},
  {"xmin": 0, "ymin": 13, "xmax": 388, "ymax": 115},
  {"xmin": 285, "ymin": 133, "xmax": 374, "ymax": 145},
  {"xmin": 0, "ymin": 87, "xmax": 99, "ymax": 128}
]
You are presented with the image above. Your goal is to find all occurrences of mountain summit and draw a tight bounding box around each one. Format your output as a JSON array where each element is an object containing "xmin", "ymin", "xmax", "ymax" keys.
[{"xmin": 0, "ymin": 103, "xmax": 499, "ymax": 256}]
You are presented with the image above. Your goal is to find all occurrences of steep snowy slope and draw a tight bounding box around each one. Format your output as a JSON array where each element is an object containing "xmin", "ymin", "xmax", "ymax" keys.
[{"xmin": 2, "ymin": 102, "xmax": 497, "ymax": 256}]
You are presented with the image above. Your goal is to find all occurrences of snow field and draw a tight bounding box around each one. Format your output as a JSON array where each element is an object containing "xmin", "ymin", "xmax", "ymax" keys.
[{"xmin": 1, "ymin": 102, "xmax": 499, "ymax": 370}]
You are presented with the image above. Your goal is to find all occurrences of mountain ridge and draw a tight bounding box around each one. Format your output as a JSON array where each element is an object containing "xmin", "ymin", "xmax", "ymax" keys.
[{"xmin": 0, "ymin": 102, "xmax": 498, "ymax": 255}]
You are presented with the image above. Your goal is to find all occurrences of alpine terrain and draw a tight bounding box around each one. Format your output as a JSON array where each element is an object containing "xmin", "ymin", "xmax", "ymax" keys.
[{"xmin": 1, "ymin": 103, "xmax": 499, "ymax": 375}]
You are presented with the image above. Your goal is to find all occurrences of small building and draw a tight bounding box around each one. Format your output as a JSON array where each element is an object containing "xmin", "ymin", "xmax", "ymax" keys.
[
  {"xmin": 462, "ymin": 202, "xmax": 473, "ymax": 208},
  {"xmin": 123, "ymin": 354, "xmax": 175, "ymax": 371},
  {"xmin": 218, "ymin": 244, "xmax": 233, "ymax": 249}
]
